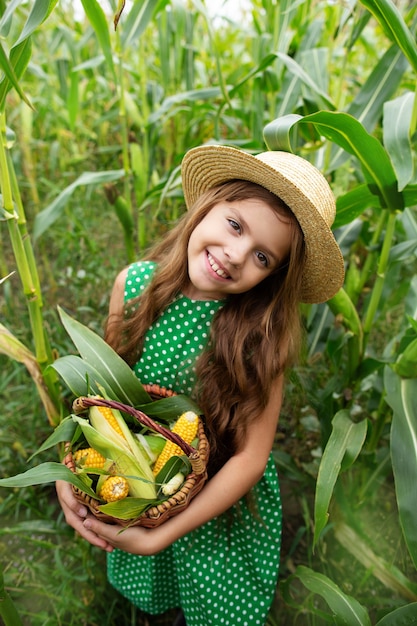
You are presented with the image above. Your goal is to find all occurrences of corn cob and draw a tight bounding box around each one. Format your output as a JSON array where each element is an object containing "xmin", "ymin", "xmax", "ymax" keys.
[
  {"xmin": 96, "ymin": 406, "xmax": 125, "ymax": 437},
  {"xmin": 161, "ymin": 472, "xmax": 185, "ymax": 496},
  {"xmin": 73, "ymin": 403, "xmax": 156, "ymax": 500},
  {"xmin": 73, "ymin": 447, "xmax": 106, "ymax": 468},
  {"xmin": 153, "ymin": 411, "xmax": 199, "ymax": 475},
  {"xmin": 99, "ymin": 476, "xmax": 129, "ymax": 502}
]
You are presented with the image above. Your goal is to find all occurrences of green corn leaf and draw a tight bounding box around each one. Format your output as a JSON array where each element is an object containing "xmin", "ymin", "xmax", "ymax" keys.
[
  {"xmin": 13, "ymin": 0, "xmax": 57, "ymax": 47},
  {"xmin": 97, "ymin": 497, "xmax": 154, "ymax": 521},
  {"xmin": 155, "ymin": 456, "xmax": 190, "ymax": 497},
  {"xmin": 80, "ymin": 0, "xmax": 116, "ymax": 80},
  {"xmin": 314, "ymin": 411, "xmax": 367, "ymax": 547},
  {"xmin": 122, "ymin": 0, "xmax": 169, "ymax": 49},
  {"xmin": 0, "ymin": 566, "xmax": 24, "ymax": 626},
  {"xmin": 375, "ymin": 603, "xmax": 417, "ymax": 625},
  {"xmin": 57, "ymin": 307, "xmax": 151, "ymax": 406},
  {"xmin": 360, "ymin": 0, "xmax": 417, "ymax": 73},
  {"xmin": 148, "ymin": 87, "xmax": 223, "ymax": 125},
  {"xmin": 384, "ymin": 367, "xmax": 417, "ymax": 569},
  {"xmin": 136, "ymin": 395, "xmax": 201, "ymax": 422},
  {"xmin": 0, "ymin": 462, "xmax": 97, "ymax": 499},
  {"xmin": 0, "ymin": 39, "xmax": 32, "ymax": 110},
  {"xmin": 276, "ymin": 52, "xmax": 335, "ymax": 110},
  {"xmin": 346, "ymin": 45, "xmax": 409, "ymax": 134},
  {"xmin": 393, "ymin": 338, "xmax": 417, "ymax": 378},
  {"xmin": 334, "ymin": 184, "xmax": 382, "ymax": 228},
  {"xmin": 50, "ymin": 354, "xmax": 110, "ymax": 398},
  {"xmin": 27, "ymin": 417, "xmax": 77, "ymax": 461},
  {"xmin": 330, "ymin": 45, "xmax": 409, "ymax": 170},
  {"xmin": 291, "ymin": 565, "xmax": 371, "ymax": 626},
  {"xmin": 383, "ymin": 92, "xmax": 414, "ymax": 191},
  {"xmin": 33, "ymin": 170, "xmax": 125, "ymax": 239},
  {"xmin": 0, "ymin": 0, "xmax": 58, "ymax": 109},
  {"xmin": 266, "ymin": 111, "xmax": 403, "ymax": 212}
]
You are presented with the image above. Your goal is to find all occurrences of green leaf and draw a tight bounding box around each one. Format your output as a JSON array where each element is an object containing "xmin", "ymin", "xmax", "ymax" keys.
[
  {"xmin": 33, "ymin": 170, "xmax": 125, "ymax": 239},
  {"xmin": 292, "ymin": 565, "xmax": 371, "ymax": 626},
  {"xmin": 330, "ymin": 45, "xmax": 409, "ymax": 170},
  {"xmin": 375, "ymin": 603, "xmax": 417, "ymax": 625},
  {"xmin": 334, "ymin": 184, "xmax": 382, "ymax": 228},
  {"xmin": 383, "ymin": 92, "xmax": 414, "ymax": 191},
  {"xmin": 57, "ymin": 307, "xmax": 151, "ymax": 406},
  {"xmin": 155, "ymin": 455, "xmax": 190, "ymax": 497},
  {"xmin": 403, "ymin": 184, "xmax": 417, "ymax": 208},
  {"xmin": 50, "ymin": 354, "xmax": 110, "ymax": 398},
  {"xmin": 13, "ymin": 0, "xmax": 57, "ymax": 47},
  {"xmin": 27, "ymin": 417, "xmax": 77, "ymax": 461},
  {"xmin": 0, "ymin": 462, "xmax": 97, "ymax": 499},
  {"xmin": 314, "ymin": 411, "xmax": 367, "ymax": 547},
  {"xmin": 122, "ymin": 0, "xmax": 169, "ymax": 49},
  {"xmin": 264, "ymin": 111, "xmax": 403, "ymax": 212},
  {"xmin": 80, "ymin": 0, "xmax": 116, "ymax": 79},
  {"xmin": 276, "ymin": 52, "xmax": 335, "ymax": 111},
  {"xmin": 0, "ymin": 0, "xmax": 58, "ymax": 109},
  {"xmin": 97, "ymin": 497, "xmax": 153, "ymax": 520},
  {"xmin": 360, "ymin": 0, "xmax": 417, "ymax": 73},
  {"xmin": 148, "ymin": 87, "xmax": 223, "ymax": 124},
  {"xmin": 136, "ymin": 395, "xmax": 201, "ymax": 422},
  {"xmin": 385, "ymin": 367, "xmax": 417, "ymax": 569},
  {"xmin": 0, "ymin": 39, "xmax": 32, "ymax": 109},
  {"xmin": 346, "ymin": 45, "xmax": 409, "ymax": 134},
  {"xmin": 392, "ymin": 338, "xmax": 417, "ymax": 378}
]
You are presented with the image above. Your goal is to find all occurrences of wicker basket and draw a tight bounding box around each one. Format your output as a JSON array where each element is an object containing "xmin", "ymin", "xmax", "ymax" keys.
[{"xmin": 64, "ymin": 384, "xmax": 209, "ymax": 528}]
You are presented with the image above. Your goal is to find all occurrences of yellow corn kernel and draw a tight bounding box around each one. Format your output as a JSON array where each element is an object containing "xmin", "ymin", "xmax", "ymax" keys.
[
  {"xmin": 153, "ymin": 411, "xmax": 199, "ymax": 475},
  {"xmin": 99, "ymin": 476, "xmax": 129, "ymax": 502},
  {"xmin": 73, "ymin": 447, "xmax": 106, "ymax": 468},
  {"xmin": 97, "ymin": 406, "xmax": 125, "ymax": 438}
]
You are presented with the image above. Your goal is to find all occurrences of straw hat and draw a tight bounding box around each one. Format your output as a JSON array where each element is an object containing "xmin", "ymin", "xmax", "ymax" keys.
[{"xmin": 181, "ymin": 145, "xmax": 344, "ymax": 304}]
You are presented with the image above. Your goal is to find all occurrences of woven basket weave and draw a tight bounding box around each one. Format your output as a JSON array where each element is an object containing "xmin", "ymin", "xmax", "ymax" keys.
[{"xmin": 64, "ymin": 384, "xmax": 209, "ymax": 528}]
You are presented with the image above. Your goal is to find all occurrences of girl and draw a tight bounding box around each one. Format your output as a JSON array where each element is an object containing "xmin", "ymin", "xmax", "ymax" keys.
[{"xmin": 57, "ymin": 145, "xmax": 344, "ymax": 625}]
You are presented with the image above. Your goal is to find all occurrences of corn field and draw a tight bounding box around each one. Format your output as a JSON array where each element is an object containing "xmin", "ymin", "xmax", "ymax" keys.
[{"xmin": 1, "ymin": 0, "xmax": 417, "ymax": 624}]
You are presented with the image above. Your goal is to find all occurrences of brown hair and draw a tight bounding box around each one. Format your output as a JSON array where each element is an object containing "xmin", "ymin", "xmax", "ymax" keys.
[{"xmin": 106, "ymin": 181, "xmax": 306, "ymax": 474}]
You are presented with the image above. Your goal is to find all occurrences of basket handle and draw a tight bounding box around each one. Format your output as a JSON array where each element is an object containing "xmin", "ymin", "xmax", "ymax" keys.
[{"xmin": 72, "ymin": 396, "xmax": 203, "ymax": 470}]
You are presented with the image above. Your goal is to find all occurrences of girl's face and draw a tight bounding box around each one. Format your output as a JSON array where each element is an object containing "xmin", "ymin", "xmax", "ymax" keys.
[{"xmin": 184, "ymin": 198, "xmax": 293, "ymax": 300}]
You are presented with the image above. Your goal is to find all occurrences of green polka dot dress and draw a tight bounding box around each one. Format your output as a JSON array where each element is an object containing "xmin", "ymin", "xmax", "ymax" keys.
[{"xmin": 107, "ymin": 261, "xmax": 282, "ymax": 625}]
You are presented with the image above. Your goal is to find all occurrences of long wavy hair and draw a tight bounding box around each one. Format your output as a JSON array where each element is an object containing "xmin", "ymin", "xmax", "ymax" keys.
[{"xmin": 106, "ymin": 180, "xmax": 306, "ymax": 474}]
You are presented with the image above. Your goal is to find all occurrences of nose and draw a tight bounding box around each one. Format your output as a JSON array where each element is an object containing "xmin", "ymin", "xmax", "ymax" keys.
[{"xmin": 224, "ymin": 242, "xmax": 248, "ymax": 267}]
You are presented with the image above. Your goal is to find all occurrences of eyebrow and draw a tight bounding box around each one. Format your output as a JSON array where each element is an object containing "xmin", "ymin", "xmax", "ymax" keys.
[{"xmin": 234, "ymin": 211, "xmax": 280, "ymax": 266}]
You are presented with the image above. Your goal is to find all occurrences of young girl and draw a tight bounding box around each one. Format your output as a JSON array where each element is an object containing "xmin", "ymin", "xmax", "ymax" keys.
[{"xmin": 56, "ymin": 145, "xmax": 344, "ymax": 625}]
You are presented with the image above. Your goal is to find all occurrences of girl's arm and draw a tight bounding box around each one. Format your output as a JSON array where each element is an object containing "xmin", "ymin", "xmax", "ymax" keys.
[{"xmin": 83, "ymin": 374, "xmax": 284, "ymax": 555}]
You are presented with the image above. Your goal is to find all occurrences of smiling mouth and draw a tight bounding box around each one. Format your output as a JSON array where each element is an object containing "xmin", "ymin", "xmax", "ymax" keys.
[{"xmin": 207, "ymin": 252, "xmax": 230, "ymax": 279}]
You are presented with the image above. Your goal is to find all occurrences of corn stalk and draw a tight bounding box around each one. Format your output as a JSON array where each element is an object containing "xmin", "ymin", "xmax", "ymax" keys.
[{"xmin": 0, "ymin": 0, "xmax": 61, "ymax": 424}]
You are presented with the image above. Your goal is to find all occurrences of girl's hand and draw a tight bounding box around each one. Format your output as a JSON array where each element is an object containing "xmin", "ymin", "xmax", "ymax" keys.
[
  {"xmin": 82, "ymin": 517, "xmax": 158, "ymax": 555},
  {"xmin": 55, "ymin": 480, "xmax": 114, "ymax": 552}
]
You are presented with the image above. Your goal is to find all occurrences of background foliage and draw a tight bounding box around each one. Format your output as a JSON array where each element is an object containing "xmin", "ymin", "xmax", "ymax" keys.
[{"xmin": 1, "ymin": 0, "xmax": 417, "ymax": 624}]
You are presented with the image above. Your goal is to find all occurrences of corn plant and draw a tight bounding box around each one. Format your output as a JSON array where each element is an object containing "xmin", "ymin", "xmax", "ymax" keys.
[
  {"xmin": 263, "ymin": 0, "xmax": 417, "ymax": 621},
  {"xmin": 1, "ymin": 0, "xmax": 417, "ymax": 623}
]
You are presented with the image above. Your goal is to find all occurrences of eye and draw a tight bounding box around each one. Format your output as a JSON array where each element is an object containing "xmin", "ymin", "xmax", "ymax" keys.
[
  {"xmin": 228, "ymin": 218, "xmax": 241, "ymax": 233},
  {"xmin": 256, "ymin": 251, "xmax": 269, "ymax": 267}
]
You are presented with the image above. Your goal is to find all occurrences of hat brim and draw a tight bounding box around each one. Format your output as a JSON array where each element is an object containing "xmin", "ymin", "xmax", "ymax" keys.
[{"xmin": 181, "ymin": 145, "xmax": 344, "ymax": 304}]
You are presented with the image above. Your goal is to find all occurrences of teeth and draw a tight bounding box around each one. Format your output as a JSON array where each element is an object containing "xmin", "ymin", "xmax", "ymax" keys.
[{"xmin": 208, "ymin": 253, "xmax": 229, "ymax": 279}]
